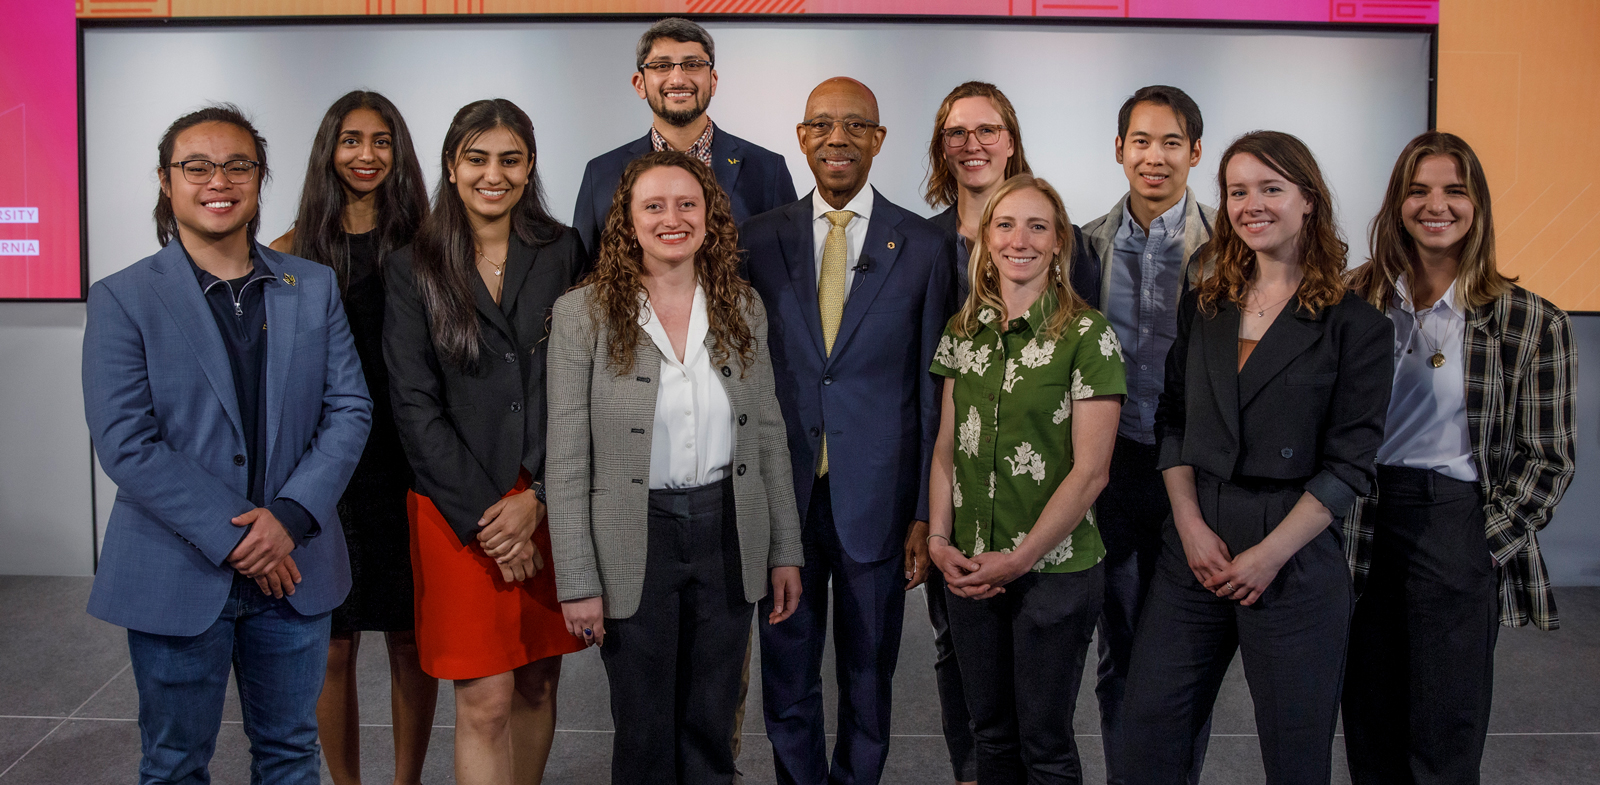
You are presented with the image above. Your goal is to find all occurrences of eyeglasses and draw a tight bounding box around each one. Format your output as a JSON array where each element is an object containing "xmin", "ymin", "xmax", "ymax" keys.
[
  {"xmin": 798, "ymin": 119, "xmax": 881, "ymax": 139},
  {"xmin": 941, "ymin": 125, "xmax": 1006, "ymax": 148},
  {"xmin": 638, "ymin": 59, "xmax": 713, "ymax": 74},
  {"xmin": 166, "ymin": 159, "xmax": 261, "ymax": 184}
]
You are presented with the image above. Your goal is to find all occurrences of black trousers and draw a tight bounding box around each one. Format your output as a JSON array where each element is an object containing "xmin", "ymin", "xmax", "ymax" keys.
[
  {"xmin": 1123, "ymin": 474, "xmax": 1352, "ymax": 785},
  {"xmin": 926, "ymin": 568, "xmax": 978, "ymax": 782},
  {"xmin": 1343, "ymin": 465, "xmax": 1498, "ymax": 785},
  {"xmin": 601, "ymin": 478, "xmax": 753, "ymax": 785},
  {"xmin": 946, "ymin": 564, "xmax": 1104, "ymax": 785},
  {"xmin": 1093, "ymin": 436, "xmax": 1208, "ymax": 785}
]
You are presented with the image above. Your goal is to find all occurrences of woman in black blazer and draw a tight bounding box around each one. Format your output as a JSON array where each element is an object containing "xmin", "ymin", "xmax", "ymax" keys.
[
  {"xmin": 383, "ymin": 99, "xmax": 585, "ymax": 785},
  {"xmin": 1120, "ymin": 131, "xmax": 1393, "ymax": 785}
]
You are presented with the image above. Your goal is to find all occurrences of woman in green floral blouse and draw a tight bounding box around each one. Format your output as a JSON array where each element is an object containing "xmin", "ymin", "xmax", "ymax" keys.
[{"xmin": 927, "ymin": 174, "xmax": 1127, "ymax": 784}]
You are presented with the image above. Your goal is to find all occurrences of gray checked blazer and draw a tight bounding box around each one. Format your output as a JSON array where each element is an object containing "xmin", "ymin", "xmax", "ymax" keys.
[{"xmin": 546, "ymin": 284, "xmax": 804, "ymax": 619}]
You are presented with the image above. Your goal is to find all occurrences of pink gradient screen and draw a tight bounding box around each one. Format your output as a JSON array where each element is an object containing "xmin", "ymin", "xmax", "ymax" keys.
[{"xmin": 0, "ymin": 2, "xmax": 80, "ymax": 300}]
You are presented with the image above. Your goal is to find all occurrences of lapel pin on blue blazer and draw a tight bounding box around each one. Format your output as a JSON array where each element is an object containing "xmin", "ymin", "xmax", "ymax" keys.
[{"xmin": 282, "ymin": 273, "xmax": 296, "ymax": 286}]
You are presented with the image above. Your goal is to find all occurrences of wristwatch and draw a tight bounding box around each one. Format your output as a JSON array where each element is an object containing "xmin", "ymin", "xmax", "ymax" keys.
[{"xmin": 529, "ymin": 480, "xmax": 547, "ymax": 503}]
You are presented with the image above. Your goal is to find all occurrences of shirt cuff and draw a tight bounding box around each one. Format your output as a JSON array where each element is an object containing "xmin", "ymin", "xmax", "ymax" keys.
[
  {"xmin": 1303, "ymin": 471, "xmax": 1357, "ymax": 521},
  {"xmin": 1156, "ymin": 435, "xmax": 1185, "ymax": 472},
  {"xmin": 268, "ymin": 498, "xmax": 320, "ymax": 544}
]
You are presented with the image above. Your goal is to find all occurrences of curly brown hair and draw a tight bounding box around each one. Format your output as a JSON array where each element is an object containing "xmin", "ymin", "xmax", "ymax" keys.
[
  {"xmin": 1195, "ymin": 130, "xmax": 1348, "ymax": 317},
  {"xmin": 582, "ymin": 150, "xmax": 756, "ymax": 376}
]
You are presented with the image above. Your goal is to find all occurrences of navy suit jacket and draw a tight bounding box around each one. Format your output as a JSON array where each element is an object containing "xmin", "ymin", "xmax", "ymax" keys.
[
  {"xmin": 572, "ymin": 127, "xmax": 797, "ymax": 259},
  {"xmin": 742, "ymin": 189, "xmax": 956, "ymax": 563},
  {"xmin": 83, "ymin": 242, "xmax": 371, "ymax": 636}
]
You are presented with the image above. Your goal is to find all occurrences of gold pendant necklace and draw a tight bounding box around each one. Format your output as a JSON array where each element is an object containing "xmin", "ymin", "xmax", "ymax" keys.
[
  {"xmin": 477, "ymin": 249, "xmax": 506, "ymax": 276},
  {"xmin": 1414, "ymin": 310, "xmax": 1445, "ymax": 369}
]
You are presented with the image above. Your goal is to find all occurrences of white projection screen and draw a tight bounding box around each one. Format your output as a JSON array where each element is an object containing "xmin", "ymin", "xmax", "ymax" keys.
[{"xmin": 83, "ymin": 19, "xmax": 1431, "ymax": 282}]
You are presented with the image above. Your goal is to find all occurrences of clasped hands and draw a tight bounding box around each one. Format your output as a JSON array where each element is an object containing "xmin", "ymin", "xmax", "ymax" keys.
[
  {"xmin": 1175, "ymin": 514, "xmax": 1288, "ymax": 607},
  {"xmin": 929, "ymin": 537, "xmax": 1027, "ymax": 600},
  {"xmin": 227, "ymin": 508, "xmax": 299, "ymax": 599},
  {"xmin": 478, "ymin": 489, "xmax": 545, "ymax": 584}
]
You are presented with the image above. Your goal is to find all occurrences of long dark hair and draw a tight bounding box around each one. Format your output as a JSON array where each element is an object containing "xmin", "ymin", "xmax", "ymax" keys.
[
  {"xmin": 1348, "ymin": 131, "xmax": 1513, "ymax": 311},
  {"xmin": 923, "ymin": 82, "xmax": 1031, "ymax": 209},
  {"xmin": 1195, "ymin": 131, "xmax": 1347, "ymax": 317},
  {"xmin": 153, "ymin": 103, "xmax": 268, "ymax": 247},
  {"xmin": 412, "ymin": 99, "xmax": 563, "ymax": 371},
  {"xmin": 584, "ymin": 151, "xmax": 756, "ymax": 376},
  {"xmin": 288, "ymin": 91, "xmax": 427, "ymax": 289}
]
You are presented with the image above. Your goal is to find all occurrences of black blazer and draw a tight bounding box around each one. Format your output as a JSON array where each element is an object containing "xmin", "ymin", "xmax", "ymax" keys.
[
  {"xmin": 383, "ymin": 228, "xmax": 585, "ymax": 544},
  {"xmin": 1155, "ymin": 288, "xmax": 1394, "ymax": 518},
  {"xmin": 929, "ymin": 205, "xmax": 1101, "ymax": 308},
  {"xmin": 571, "ymin": 128, "xmax": 798, "ymax": 260}
]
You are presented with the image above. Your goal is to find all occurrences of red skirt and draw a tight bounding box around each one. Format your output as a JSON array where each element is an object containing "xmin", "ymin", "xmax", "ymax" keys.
[{"xmin": 408, "ymin": 475, "xmax": 584, "ymax": 680}]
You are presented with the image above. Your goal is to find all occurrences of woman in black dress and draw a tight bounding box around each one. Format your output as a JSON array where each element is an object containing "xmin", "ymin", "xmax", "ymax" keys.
[{"xmin": 271, "ymin": 90, "xmax": 434, "ymax": 785}]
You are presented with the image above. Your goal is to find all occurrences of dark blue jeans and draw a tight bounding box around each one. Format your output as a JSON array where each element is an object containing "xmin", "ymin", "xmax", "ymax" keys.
[{"xmin": 127, "ymin": 574, "xmax": 332, "ymax": 785}]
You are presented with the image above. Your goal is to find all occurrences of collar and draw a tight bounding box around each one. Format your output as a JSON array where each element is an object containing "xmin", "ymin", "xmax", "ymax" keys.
[
  {"xmin": 977, "ymin": 290, "xmax": 1057, "ymax": 337},
  {"xmin": 1394, "ymin": 273, "xmax": 1463, "ymax": 318},
  {"xmin": 650, "ymin": 119, "xmax": 716, "ymax": 166},
  {"xmin": 182, "ymin": 241, "xmax": 276, "ymax": 291},
  {"xmin": 811, "ymin": 186, "xmax": 874, "ymax": 225},
  {"xmin": 1118, "ymin": 193, "xmax": 1188, "ymax": 239},
  {"xmin": 638, "ymin": 284, "xmax": 709, "ymax": 366}
]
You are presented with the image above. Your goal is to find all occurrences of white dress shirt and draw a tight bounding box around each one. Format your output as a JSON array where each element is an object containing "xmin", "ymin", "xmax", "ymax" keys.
[
  {"xmin": 810, "ymin": 186, "xmax": 875, "ymax": 303},
  {"xmin": 639, "ymin": 286, "xmax": 735, "ymax": 489},
  {"xmin": 1376, "ymin": 275, "xmax": 1478, "ymax": 482}
]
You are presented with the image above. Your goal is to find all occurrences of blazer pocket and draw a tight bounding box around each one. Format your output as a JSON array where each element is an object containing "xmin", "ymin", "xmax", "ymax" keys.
[
  {"xmin": 866, "ymin": 295, "xmax": 914, "ymax": 314},
  {"xmin": 1285, "ymin": 372, "xmax": 1338, "ymax": 387}
]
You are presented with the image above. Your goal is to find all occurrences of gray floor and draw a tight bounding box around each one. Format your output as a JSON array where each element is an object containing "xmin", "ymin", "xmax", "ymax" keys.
[{"xmin": 1, "ymin": 576, "xmax": 1596, "ymax": 784}]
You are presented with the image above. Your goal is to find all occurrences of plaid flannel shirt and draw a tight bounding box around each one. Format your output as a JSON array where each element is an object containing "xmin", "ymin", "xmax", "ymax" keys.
[{"xmin": 1344, "ymin": 285, "xmax": 1577, "ymax": 630}]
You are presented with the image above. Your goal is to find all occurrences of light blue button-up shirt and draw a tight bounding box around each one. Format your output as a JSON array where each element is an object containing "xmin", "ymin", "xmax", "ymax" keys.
[{"xmin": 1107, "ymin": 196, "xmax": 1187, "ymax": 444}]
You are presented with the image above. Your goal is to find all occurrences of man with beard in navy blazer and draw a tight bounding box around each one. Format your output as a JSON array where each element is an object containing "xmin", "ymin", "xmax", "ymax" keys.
[
  {"xmin": 742, "ymin": 77, "xmax": 956, "ymax": 785},
  {"xmin": 572, "ymin": 17, "xmax": 796, "ymax": 260}
]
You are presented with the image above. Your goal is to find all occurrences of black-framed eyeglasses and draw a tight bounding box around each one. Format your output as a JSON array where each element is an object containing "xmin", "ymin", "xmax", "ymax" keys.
[
  {"xmin": 941, "ymin": 125, "xmax": 1006, "ymax": 148},
  {"xmin": 798, "ymin": 119, "xmax": 881, "ymax": 139},
  {"xmin": 638, "ymin": 59, "xmax": 713, "ymax": 75},
  {"xmin": 166, "ymin": 159, "xmax": 261, "ymax": 184}
]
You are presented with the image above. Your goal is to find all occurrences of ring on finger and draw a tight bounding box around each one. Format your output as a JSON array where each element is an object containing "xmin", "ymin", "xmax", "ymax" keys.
[{"xmin": 1224, "ymin": 581, "xmax": 1235, "ymax": 593}]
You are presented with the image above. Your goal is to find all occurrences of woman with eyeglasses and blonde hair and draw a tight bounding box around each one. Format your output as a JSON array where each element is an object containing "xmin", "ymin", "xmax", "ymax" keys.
[
  {"xmin": 1120, "ymin": 131, "xmax": 1393, "ymax": 784},
  {"xmin": 1341, "ymin": 131, "xmax": 1576, "ymax": 785},
  {"xmin": 926, "ymin": 173, "xmax": 1125, "ymax": 784}
]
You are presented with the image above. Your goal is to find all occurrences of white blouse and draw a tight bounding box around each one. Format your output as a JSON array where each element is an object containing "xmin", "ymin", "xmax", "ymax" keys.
[
  {"xmin": 1376, "ymin": 275, "xmax": 1478, "ymax": 482},
  {"xmin": 639, "ymin": 285, "xmax": 736, "ymax": 490}
]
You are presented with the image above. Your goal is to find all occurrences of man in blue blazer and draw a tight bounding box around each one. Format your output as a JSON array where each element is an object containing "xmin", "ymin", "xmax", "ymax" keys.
[
  {"xmin": 743, "ymin": 77, "xmax": 956, "ymax": 785},
  {"xmin": 572, "ymin": 17, "xmax": 797, "ymax": 259},
  {"xmin": 82, "ymin": 106, "xmax": 370, "ymax": 785}
]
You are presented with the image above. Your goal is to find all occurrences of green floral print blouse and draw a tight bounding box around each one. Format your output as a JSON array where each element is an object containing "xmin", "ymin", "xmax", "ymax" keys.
[{"xmin": 931, "ymin": 294, "xmax": 1128, "ymax": 573}]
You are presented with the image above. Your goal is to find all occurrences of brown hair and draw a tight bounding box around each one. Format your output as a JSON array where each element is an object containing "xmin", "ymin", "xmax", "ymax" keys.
[
  {"xmin": 1348, "ymin": 131, "xmax": 1513, "ymax": 311},
  {"xmin": 923, "ymin": 82, "xmax": 1031, "ymax": 209},
  {"xmin": 951, "ymin": 174, "xmax": 1086, "ymax": 340},
  {"xmin": 583, "ymin": 150, "xmax": 756, "ymax": 376},
  {"xmin": 1195, "ymin": 131, "xmax": 1347, "ymax": 317}
]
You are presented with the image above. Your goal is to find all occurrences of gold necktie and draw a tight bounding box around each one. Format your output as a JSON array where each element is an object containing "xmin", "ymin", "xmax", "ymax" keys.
[{"xmin": 817, "ymin": 209, "xmax": 853, "ymax": 476}]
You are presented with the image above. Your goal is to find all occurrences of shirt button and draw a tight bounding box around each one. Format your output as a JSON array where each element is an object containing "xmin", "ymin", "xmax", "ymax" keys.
[
  {"xmin": 510, "ymin": 401, "xmax": 523, "ymax": 413},
  {"xmin": 503, "ymin": 352, "xmax": 516, "ymax": 363},
  {"xmin": 1140, "ymin": 364, "xmax": 1148, "ymax": 370},
  {"xmin": 1142, "ymin": 327, "xmax": 1150, "ymax": 333}
]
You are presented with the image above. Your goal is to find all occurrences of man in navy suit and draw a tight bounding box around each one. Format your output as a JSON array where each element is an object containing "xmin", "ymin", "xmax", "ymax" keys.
[
  {"xmin": 571, "ymin": 17, "xmax": 797, "ymax": 259},
  {"xmin": 82, "ymin": 105, "xmax": 369, "ymax": 785},
  {"xmin": 743, "ymin": 77, "xmax": 956, "ymax": 785}
]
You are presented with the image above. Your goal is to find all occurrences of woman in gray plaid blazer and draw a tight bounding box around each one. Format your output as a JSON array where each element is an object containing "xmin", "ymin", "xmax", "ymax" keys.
[
  {"xmin": 546, "ymin": 151, "xmax": 804, "ymax": 785},
  {"xmin": 1343, "ymin": 131, "xmax": 1577, "ymax": 785}
]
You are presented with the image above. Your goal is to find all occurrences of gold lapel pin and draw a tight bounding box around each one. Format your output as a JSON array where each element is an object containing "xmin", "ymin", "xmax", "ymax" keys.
[
  {"xmin": 727, "ymin": 157, "xmax": 740, "ymax": 165},
  {"xmin": 282, "ymin": 273, "xmax": 296, "ymax": 286},
  {"xmin": 886, "ymin": 241, "xmax": 896, "ymax": 249}
]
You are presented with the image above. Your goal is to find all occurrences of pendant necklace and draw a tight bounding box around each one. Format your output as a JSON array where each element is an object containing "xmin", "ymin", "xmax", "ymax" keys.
[
  {"xmin": 478, "ymin": 249, "xmax": 507, "ymax": 276},
  {"xmin": 1246, "ymin": 288, "xmax": 1294, "ymax": 318},
  {"xmin": 1411, "ymin": 309, "xmax": 1446, "ymax": 369}
]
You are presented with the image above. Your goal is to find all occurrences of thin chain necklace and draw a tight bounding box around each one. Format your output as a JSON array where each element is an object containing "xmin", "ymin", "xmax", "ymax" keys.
[
  {"xmin": 1245, "ymin": 287, "xmax": 1295, "ymax": 318},
  {"xmin": 477, "ymin": 249, "xmax": 506, "ymax": 276},
  {"xmin": 1412, "ymin": 309, "xmax": 1447, "ymax": 369}
]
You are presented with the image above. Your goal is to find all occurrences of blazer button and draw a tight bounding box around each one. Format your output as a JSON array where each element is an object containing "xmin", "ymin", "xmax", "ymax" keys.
[
  {"xmin": 736, "ymin": 464, "xmax": 747, "ymax": 476},
  {"xmin": 810, "ymin": 427, "xmax": 820, "ymax": 437},
  {"xmin": 823, "ymin": 376, "xmax": 833, "ymax": 385},
  {"xmin": 738, "ymin": 414, "xmax": 748, "ymax": 426},
  {"xmin": 504, "ymin": 352, "xmax": 516, "ymax": 363},
  {"xmin": 510, "ymin": 401, "xmax": 523, "ymax": 413},
  {"xmin": 1280, "ymin": 447, "xmax": 1294, "ymax": 459},
  {"xmin": 233, "ymin": 454, "xmax": 246, "ymax": 466},
  {"xmin": 722, "ymin": 365, "xmax": 732, "ymax": 377}
]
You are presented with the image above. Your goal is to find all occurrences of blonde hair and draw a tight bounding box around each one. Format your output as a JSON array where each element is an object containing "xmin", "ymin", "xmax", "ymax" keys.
[
  {"xmin": 923, "ymin": 82, "xmax": 1030, "ymax": 209},
  {"xmin": 951, "ymin": 174, "xmax": 1086, "ymax": 340},
  {"xmin": 1348, "ymin": 131, "xmax": 1513, "ymax": 311}
]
